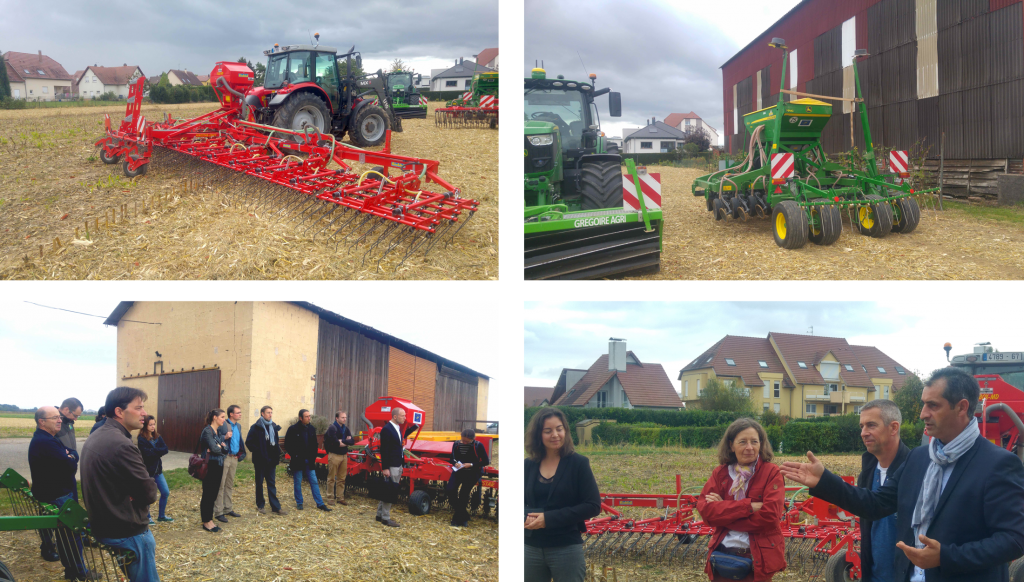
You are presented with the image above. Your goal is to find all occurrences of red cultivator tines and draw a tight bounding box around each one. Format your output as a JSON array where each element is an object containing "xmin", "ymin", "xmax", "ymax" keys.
[
  {"xmin": 584, "ymin": 475, "xmax": 863, "ymax": 580},
  {"xmin": 94, "ymin": 65, "xmax": 479, "ymax": 270}
]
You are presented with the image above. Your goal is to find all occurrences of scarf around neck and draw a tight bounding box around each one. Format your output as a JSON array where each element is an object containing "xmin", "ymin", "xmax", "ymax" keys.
[
  {"xmin": 259, "ymin": 417, "xmax": 276, "ymax": 445},
  {"xmin": 911, "ymin": 418, "xmax": 979, "ymax": 547},
  {"xmin": 729, "ymin": 457, "xmax": 758, "ymax": 500}
]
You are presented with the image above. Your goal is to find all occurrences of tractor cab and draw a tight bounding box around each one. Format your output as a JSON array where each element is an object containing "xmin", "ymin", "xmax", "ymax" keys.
[{"xmin": 387, "ymin": 70, "xmax": 422, "ymax": 104}]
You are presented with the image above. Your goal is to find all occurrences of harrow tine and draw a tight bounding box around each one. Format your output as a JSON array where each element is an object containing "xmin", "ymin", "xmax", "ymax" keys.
[
  {"xmin": 307, "ymin": 206, "xmax": 342, "ymax": 238},
  {"xmin": 443, "ymin": 209, "xmax": 475, "ymax": 248},
  {"xmin": 361, "ymin": 221, "xmax": 401, "ymax": 268},
  {"xmin": 376, "ymin": 226, "xmax": 417, "ymax": 271}
]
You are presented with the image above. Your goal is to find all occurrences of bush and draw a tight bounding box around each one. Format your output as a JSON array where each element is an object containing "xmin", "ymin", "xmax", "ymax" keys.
[
  {"xmin": 760, "ymin": 409, "xmax": 782, "ymax": 427},
  {"xmin": 765, "ymin": 425, "xmax": 783, "ymax": 452},
  {"xmin": 592, "ymin": 423, "xmax": 727, "ymax": 447},
  {"xmin": 98, "ymin": 92, "xmax": 117, "ymax": 101},
  {"xmin": 0, "ymin": 97, "xmax": 26, "ymax": 109},
  {"xmin": 900, "ymin": 420, "xmax": 926, "ymax": 449},
  {"xmin": 698, "ymin": 378, "xmax": 756, "ymax": 416}
]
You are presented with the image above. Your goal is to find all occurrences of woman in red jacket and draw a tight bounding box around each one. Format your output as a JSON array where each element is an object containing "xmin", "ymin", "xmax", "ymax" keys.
[{"xmin": 696, "ymin": 418, "xmax": 786, "ymax": 582}]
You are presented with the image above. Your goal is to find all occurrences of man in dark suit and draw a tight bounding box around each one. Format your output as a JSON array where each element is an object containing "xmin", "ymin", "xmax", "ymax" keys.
[
  {"xmin": 856, "ymin": 399, "xmax": 912, "ymax": 582},
  {"xmin": 245, "ymin": 406, "xmax": 287, "ymax": 516},
  {"xmin": 376, "ymin": 406, "xmax": 406, "ymax": 527},
  {"xmin": 284, "ymin": 409, "xmax": 330, "ymax": 512},
  {"xmin": 782, "ymin": 367, "xmax": 1024, "ymax": 582}
]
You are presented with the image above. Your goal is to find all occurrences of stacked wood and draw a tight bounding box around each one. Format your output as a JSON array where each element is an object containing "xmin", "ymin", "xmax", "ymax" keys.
[{"xmin": 916, "ymin": 159, "xmax": 1016, "ymax": 199}]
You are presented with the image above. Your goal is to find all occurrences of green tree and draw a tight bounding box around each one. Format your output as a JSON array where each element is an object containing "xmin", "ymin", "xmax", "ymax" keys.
[
  {"xmin": 338, "ymin": 59, "xmax": 364, "ymax": 78},
  {"xmin": 390, "ymin": 58, "xmax": 407, "ymax": 73},
  {"xmin": 0, "ymin": 50, "xmax": 11, "ymax": 99},
  {"xmin": 158, "ymin": 72, "xmax": 170, "ymax": 88},
  {"xmin": 893, "ymin": 372, "xmax": 925, "ymax": 423},
  {"xmin": 684, "ymin": 127, "xmax": 712, "ymax": 152},
  {"xmin": 698, "ymin": 378, "xmax": 756, "ymax": 416}
]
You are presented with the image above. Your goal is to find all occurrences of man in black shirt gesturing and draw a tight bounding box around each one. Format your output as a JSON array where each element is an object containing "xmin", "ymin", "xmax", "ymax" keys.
[{"xmin": 449, "ymin": 428, "xmax": 490, "ymax": 527}]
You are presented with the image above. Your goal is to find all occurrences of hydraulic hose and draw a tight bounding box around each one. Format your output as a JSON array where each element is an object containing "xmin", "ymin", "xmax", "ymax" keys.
[
  {"xmin": 983, "ymin": 403, "xmax": 1024, "ymax": 464},
  {"xmin": 216, "ymin": 76, "xmax": 245, "ymax": 99}
]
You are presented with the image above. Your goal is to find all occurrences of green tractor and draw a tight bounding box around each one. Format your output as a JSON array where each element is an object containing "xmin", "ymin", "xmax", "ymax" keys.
[
  {"xmin": 435, "ymin": 71, "xmax": 499, "ymax": 129},
  {"xmin": 385, "ymin": 70, "xmax": 427, "ymax": 119},
  {"xmin": 692, "ymin": 38, "xmax": 937, "ymax": 249},
  {"xmin": 524, "ymin": 67, "xmax": 662, "ymax": 279}
]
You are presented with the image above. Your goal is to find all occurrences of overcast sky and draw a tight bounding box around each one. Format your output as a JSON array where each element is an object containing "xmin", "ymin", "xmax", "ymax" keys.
[
  {"xmin": 0, "ymin": 300, "xmax": 499, "ymax": 419},
  {"xmin": 524, "ymin": 301, "xmax": 1022, "ymax": 391},
  {"xmin": 1, "ymin": 0, "xmax": 497, "ymax": 80},
  {"xmin": 524, "ymin": 0, "xmax": 801, "ymax": 144}
]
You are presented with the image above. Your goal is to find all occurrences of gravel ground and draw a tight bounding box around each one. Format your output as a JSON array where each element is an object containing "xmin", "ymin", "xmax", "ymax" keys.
[{"xmin": 626, "ymin": 166, "xmax": 1024, "ymax": 280}]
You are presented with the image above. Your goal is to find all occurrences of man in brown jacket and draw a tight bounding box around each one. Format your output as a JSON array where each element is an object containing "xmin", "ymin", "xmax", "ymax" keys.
[{"xmin": 80, "ymin": 387, "xmax": 160, "ymax": 581}]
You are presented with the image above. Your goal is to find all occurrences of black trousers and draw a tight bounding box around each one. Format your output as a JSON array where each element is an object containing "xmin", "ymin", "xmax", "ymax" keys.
[
  {"xmin": 255, "ymin": 463, "xmax": 281, "ymax": 511},
  {"xmin": 201, "ymin": 462, "xmax": 225, "ymax": 522},
  {"xmin": 451, "ymin": 469, "xmax": 481, "ymax": 524}
]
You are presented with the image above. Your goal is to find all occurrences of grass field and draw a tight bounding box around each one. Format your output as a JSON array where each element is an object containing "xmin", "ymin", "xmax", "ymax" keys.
[
  {"xmin": 0, "ymin": 415, "xmax": 94, "ymax": 438},
  {"xmin": 565, "ymin": 444, "xmax": 864, "ymax": 582}
]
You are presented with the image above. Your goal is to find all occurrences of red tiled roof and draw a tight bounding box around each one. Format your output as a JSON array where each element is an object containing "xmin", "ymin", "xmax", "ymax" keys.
[
  {"xmin": 2, "ymin": 51, "xmax": 72, "ymax": 81},
  {"xmin": 148, "ymin": 76, "xmax": 161, "ymax": 86},
  {"xmin": 525, "ymin": 386, "xmax": 554, "ymax": 407},
  {"xmin": 81, "ymin": 66, "xmax": 143, "ymax": 87},
  {"xmin": 476, "ymin": 47, "xmax": 499, "ymax": 68},
  {"xmin": 768, "ymin": 332, "xmax": 908, "ymax": 390},
  {"xmin": 664, "ymin": 111, "xmax": 702, "ymax": 127},
  {"xmin": 5, "ymin": 60, "xmax": 24, "ymax": 84},
  {"xmin": 681, "ymin": 335, "xmax": 794, "ymax": 388},
  {"xmin": 553, "ymin": 352, "xmax": 681, "ymax": 409}
]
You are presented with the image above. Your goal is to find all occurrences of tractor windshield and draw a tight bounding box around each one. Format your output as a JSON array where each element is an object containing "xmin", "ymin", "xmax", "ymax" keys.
[
  {"xmin": 959, "ymin": 364, "xmax": 1024, "ymax": 392},
  {"xmin": 525, "ymin": 88, "xmax": 586, "ymax": 150},
  {"xmin": 263, "ymin": 51, "xmax": 312, "ymax": 89},
  {"xmin": 389, "ymin": 73, "xmax": 413, "ymax": 90},
  {"xmin": 265, "ymin": 54, "xmax": 289, "ymax": 89}
]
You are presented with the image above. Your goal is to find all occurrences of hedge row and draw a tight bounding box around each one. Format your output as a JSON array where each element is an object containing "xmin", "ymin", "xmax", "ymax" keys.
[
  {"xmin": 620, "ymin": 153, "xmax": 713, "ymax": 165},
  {"xmin": 778, "ymin": 417, "xmax": 926, "ymax": 454},
  {"xmin": 524, "ymin": 406, "xmax": 739, "ymax": 429},
  {"xmin": 593, "ymin": 424, "xmax": 728, "ymax": 447}
]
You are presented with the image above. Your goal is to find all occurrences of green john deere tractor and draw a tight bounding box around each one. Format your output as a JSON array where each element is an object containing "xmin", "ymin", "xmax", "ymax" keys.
[
  {"xmin": 524, "ymin": 67, "xmax": 662, "ymax": 279},
  {"xmin": 386, "ymin": 70, "xmax": 427, "ymax": 119}
]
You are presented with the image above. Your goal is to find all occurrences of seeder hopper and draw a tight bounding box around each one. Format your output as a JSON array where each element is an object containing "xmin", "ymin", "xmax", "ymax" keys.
[
  {"xmin": 435, "ymin": 71, "xmax": 499, "ymax": 129},
  {"xmin": 94, "ymin": 60, "xmax": 478, "ymax": 269}
]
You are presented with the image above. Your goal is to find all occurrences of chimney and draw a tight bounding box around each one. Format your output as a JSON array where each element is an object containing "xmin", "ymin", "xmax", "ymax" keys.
[
  {"xmin": 608, "ymin": 339, "xmax": 627, "ymax": 372},
  {"xmin": 38, "ymin": 50, "xmax": 42, "ymax": 62}
]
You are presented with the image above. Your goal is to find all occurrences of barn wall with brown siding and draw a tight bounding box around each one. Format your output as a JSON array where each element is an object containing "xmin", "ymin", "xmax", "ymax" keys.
[
  {"xmin": 386, "ymin": 346, "xmax": 438, "ymax": 429},
  {"xmin": 433, "ymin": 366, "xmax": 479, "ymax": 432},
  {"xmin": 313, "ymin": 318, "xmax": 389, "ymax": 430}
]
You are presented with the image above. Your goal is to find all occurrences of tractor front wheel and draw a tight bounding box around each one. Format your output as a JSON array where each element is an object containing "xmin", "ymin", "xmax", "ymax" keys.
[
  {"xmin": 349, "ymin": 105, "xmax": 390, "ymax": 147},
  {"xmin": 824, "ymin": 549, "xmax": 858, "ymax": 582},
  {"xmin": 809, "ymin": 205, "xmax": 842, "ymax": 246},
  {"xmin": 891, "ymin": 196, "xmax": 921, "ymax": 234},
  {"xmin": 579, "ymin": 158, "xmax": 622, "ymax": 210},
  {"xmin": 408, "ymin": 489, "xmax": 432, "ymax": 516},
  {"xmin": 856, "ymin": 194, "xmax": 894, "ymax": 238},
  {"xmin": 272, "ymin": 92, "xmax": 330, "ymax": 142},
  {"xmin": 772, "ymin": 200, "xmax": 809, "ymax": 249}
]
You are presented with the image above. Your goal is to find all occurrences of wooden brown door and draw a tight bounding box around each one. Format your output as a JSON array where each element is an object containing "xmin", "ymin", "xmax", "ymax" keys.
[{"xmin": 158, "ymin": 369, "xmax": 220, "ymax": 453}]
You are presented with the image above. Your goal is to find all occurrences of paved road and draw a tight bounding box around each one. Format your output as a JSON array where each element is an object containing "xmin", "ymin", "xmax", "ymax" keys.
[{"xmin": 0, "ymin": 436, "xmax": 192, "ymax": 482}]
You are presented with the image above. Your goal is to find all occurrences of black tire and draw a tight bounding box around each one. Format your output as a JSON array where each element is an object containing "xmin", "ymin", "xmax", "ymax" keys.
[
  {"xmin": 705, "ymin": 193, "xmax": 715, "ymax": 212},
  {"xmin": 489, "ymin": 116, "xmax": 497, "ymax": 130},
  {"xmin": 856, "ymin": 193, "xmax": 894, "ymax": 238},
  {"xmin": 0, "ymin": 559, "xmax": 14, "ymax": 582},
  {"xmin": 772, "ymin": 200, "xmax": 809, "ymax": 249},
  {"xmin": 100, "ymin": 148, "xmax": 121, "ymax": 164},
  {"xmin": 272, "ymin": 92, "xmax": 331, "ymax": 142},
  {"xmin": 579, "ymin": 158, "xmax": 623, "ymax": 210},
  {"xmin": 891, "ymin": 196, "xmax": 921, "ymax": 234},
  {"xmin": 122, "ymin": 160, "xmax": 148, "ymax": 178},
  {"xmin": 349, "ymin": 105, "xmax": 390, "ymax": 147},
  {"xmin": 408, "ymin": 489, "xmax": 431, "ymax": 516},
  {"xmin": 824, "ymin": 549, "xmax": 857, "ymax": 582},
  {"xmin": 809, "ymin": 205, "xmax": 842, "ymax": 246},
  {"xmin": 712, "ymin": 197, "xmax": 728, "ymax": 221},
  {"xmin": 1009, "ymin": 556, "xmax": 1024, "ymax": 582},
  {"xmin": 605, "ymin": 142, "xmax": 620, "ymax": 155}
]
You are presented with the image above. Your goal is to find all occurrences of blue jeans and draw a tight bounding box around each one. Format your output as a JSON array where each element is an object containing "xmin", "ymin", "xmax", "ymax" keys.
[
  {"xmin": 97, "ymin": 530, "xmax": 159, "ymax": 582},
  {"xmin": 39, "ymin": 492, "xmax": 88, "ymax": 578},
  {"xmin": 255, "ymin": 464, "xmax": 281, "ymax": 511},
  {"xmin": 292, "ymin": 469, "xmax": 324, "ymax": 507},
  {"xmin": 147, "ymin": 474, "xmax": 170, "ymax": 520}
]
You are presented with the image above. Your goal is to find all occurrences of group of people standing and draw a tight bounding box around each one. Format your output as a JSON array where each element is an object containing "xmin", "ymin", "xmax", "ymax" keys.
[{"xmin": 524, "ymin": 367, "xmax": 1024, "ymax": 582}]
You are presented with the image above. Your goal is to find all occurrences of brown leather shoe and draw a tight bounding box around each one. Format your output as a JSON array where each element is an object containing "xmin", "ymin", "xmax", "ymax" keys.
[
  {"xmin": 327, "ymin": 500, "xmax": 336, "ymax": 506},
  {"xmin": 256, "ymin": 507, "xmax": 267, "ymax": 515},
  {"xmin": 383, "ymin": 519, "xmax": 400, "ymax": 527},
  {"xmin": 337, "ymin": 499, "xmax": 349, "ymax": 506}
]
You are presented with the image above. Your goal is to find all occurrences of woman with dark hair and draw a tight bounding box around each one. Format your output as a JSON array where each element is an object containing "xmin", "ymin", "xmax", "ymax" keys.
[
  {"xmin": 524, "ymin": 408, "xmax": 600, "ymax": 582},
  {"xmin": 199, "ymin": 409, "xmax": 228, "ymax": 532},
  {"xmin": 697, "ymin": 418, "xmax": 786, "ymax": 582},
  {"xmin": 89, "ymin": 407, "xmax": 106, "ymax": 434},
  {"xmin": 138, "ymin": 415, "xmax": 172, "ymax": 524}
]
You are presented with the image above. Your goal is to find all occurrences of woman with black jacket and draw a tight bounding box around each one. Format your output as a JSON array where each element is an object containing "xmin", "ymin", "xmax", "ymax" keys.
[
  {"xmin": 199, "ymin": 409, "xmax": 228, "ymax": 532},
  {"xmin": 524, "ymin": 407, "xmax": 601, "ymax": 582},
  {"xmin": 138, "ymin": 415, "xmax": 173, "ymax": 524}
]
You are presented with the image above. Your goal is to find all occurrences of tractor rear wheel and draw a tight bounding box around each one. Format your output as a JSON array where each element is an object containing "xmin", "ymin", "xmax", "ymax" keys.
[
  {"xmin": 809, "ymin": 205, "xmax": 842, "ymax": 245},
  {"xmin": 349, "ymin": 105, "xmax": 389, "ymax": 147},
  {"xmin": 408, "ymin": 489, "xmax": 431, "ymax": 516},
  {"xmin": 824, "ymin": 549, "xmax": 857, "ymax": 582},
  {"xmin": 856, "ymin": 194, "xmax": 894, "ymax": 238},
  {"xmin": 272, "ymin": 92, "xmax": 330, "ymax": 141},
  {"xmin": 579, "ymin": 158, "xmax": 622, "ymax": 210},
  {"xmin": 772, "ymin": 200, "xmax": 809, "ymax": 249},
  {"xmin": 712, "ymin": 197, "xmax": 728, "ymax": 221},
  {"xmin": 100, "ymin": 148, "xmax": 121, "ymax": 164},
  {"xmin": 891, "ymin": 196, "xmax": 921, "ymax": 234},
  {"xmin": 1009, "ymin": 556, "xmax": 1024, "ymax": 582}
]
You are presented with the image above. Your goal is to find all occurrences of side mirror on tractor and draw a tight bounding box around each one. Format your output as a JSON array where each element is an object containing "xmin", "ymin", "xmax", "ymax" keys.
[
  {"xmin": 608, "ymin": 92, "xmax": 622, "ymax": 117},
  {"xmin": 356, "ymin": 55, "xmax": 363, "ymax": 69}
]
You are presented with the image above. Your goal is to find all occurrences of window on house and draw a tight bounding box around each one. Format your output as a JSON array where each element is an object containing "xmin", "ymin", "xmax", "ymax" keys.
[
  {"xmin": 798, "ymin": 362, "xmax": 807, "ymax": 368},
  {"xmin": 806, "ymin": 403, "xmax": 817, "ymax": 414},
  {"xmin": 725, "ymin": 358, "xmax": 736, "ymax": 366},
  {"xmin": 774, "ymin": 403, "xmax": 780, "ymax": 413},
  {"xmin": 826, "ymin": 383, "xmax": 839, "ymax": 394},
  {"xmin": 758, "ymin": 360, "xmax": 768, "ymax": 368},
  {"xmin": 877, "ymin": 366, "xmax": 886, "ymax": 373},
  {"xmin": 37, "ymin": 69, "xmax": 45, "ymax": 75},
  {"xmin": 697, "ymin": 379, "xmax": 701, "ymax": 395},
  {"xmin": 763, "ymin": 402, "xmax": 770, "ymax": 411},
  {"xmin": 640, "ymin": 141, "xmax": 653, "ymax": 149},
  {"xmin": 596, "ymin": 392, "xmax": 607, "ymax": 407},
  {"xmin": 763, "ymin": 381, "xmax": 770, "ymax": 399},
  {"xmin": 685, "ymin": 118, "xmax": 691, "ymax": 125},
  {"xmin": 895, "ymin": 366, "xmax": 905, "ymax": 374},
  {"xmin": 826, "ymin": 405, "xmax": 838, "ymax": 415},
  {"xmin": 465, "ymin": 79, "xmax": 472, "ymax": 88},
  {"xmin": 42, "ymin": 87, "xmax": 48, "ymax": 94},
  {"xmin": 706, "ymin": 356, "xmax": 713, "ymax": 363},
  {"xmin": 884, "ymin": 385, "xmax": 889, "ymax": 399},
  {"xmin": 29, "ymin": 90, "xmax": 33, "ymax": 95},
  {"xmin": 844, "ymin": 364, "xmax": 854, "ymax": 371},
  {"xmin": 445, "ymin": 80, "xmax": 457, "ymax": 87},
  {"xmin": 863, "ymin": 365, "xmax": 867, "ymax": 372},
  {"xmin": 684, "ymin": 380, "xmax": 689, "ymax": 398},
  {"xmin": 854, "ymin": 406, "xmax": 863, "ymax": 414},
  {"xmin": 774, "ymin": 382, "xmax": 781, "ymax": 398}
]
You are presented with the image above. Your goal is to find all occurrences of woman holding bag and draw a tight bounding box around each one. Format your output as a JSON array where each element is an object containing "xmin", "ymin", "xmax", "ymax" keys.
[
  {"xmin": 199, "ymin": 409, "xmax": 228, "ymax": 533},
  {"xmin": 696, "ymin": 418, "xmax": 786, "ymax": 582},
  {"xmin": 138, "ymin": 415, "xmax": 173, "ymax": 524}
]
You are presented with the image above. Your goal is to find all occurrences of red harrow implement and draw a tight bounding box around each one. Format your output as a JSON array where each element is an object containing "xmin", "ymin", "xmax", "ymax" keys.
[
  {"xmin": 94, "ymin": 63, "xmax": 478, "ymax": 269},
  {"xmin": 584, "ymin": 475, "xmax": 862, "ymax": 580},
  {"xmin": 434, "ymin": 94, "xmax": 499, "ymax": 129}
]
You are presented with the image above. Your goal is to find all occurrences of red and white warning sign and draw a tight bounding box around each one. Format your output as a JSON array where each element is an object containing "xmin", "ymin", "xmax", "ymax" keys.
[
  {"xmin": 462, "ymin": 91, "xmax": 473, "ymax": 101},
  {"xmin": 771, "ymin": 153, "xmax": 795, "ymax": 183},
  {"xmin": 623, "ymin": 168, "xmax": 662, "ymax": 212},
  {"xmin": 889, "ymin": 150, "xmax": 909, "ymax": 175},
  {"xmin": 479, "ymin": 95, "xmax": 497, "ymax": 108},
  {"xmin": 419, "ymin": 96, "xmax": 428, "ymax": 106}
]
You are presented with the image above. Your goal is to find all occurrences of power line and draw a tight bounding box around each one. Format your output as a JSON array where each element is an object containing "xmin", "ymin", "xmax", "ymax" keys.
[{"xmin": 24, "ymin": 302, "xmax": 161, "ymax": 325}]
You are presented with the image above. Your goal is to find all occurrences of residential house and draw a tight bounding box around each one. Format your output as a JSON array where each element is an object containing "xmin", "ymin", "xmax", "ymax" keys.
[
  {"xmin": 429, "ymin": 58, "xmax": 494, "ymax": 92},
  {"xmin": 623, "ymin": 118, "xmax": 686, "ymax": 154},
  {"xmin": 71, "ymin": 70, "xmax": 83, "ymax": 96},
  {"xmin": 147, "ymin": 75, "xmax": 162, "ymax": 87},
  {"xmin": 476, "ymin": 47, "xmax": 498, "ymax": 70},
  {"xmin": 663, "ymin": 112, "xmax": 719, "ymax": 149},
  {"xmin": 679, "ymin": 332, "xmax": 910, "ymax": 417},
  {"xmin": 2, "ymin": 51, "xmax": 74, "ymax": 100},
  {"xmin": 548, "ymin": 340, "xmax": 682, "ymax": 409},
  {"xmin": 76, "ymin": 65, "xmax": 145, "ymax": 99},
  {"xmin": 607, "ymin": 136, "xmax": 624, "ymax": 151},
  {"xmin": 167, "ymin": 69, "xmax": 203, "ymax": 86},
  {"xmin": 196, "ymin": 74, "xmax": 210, "ymax": 86},
  {"xmin": 525, "ymin": 386, "xmax": 555, "ymax": 407}
]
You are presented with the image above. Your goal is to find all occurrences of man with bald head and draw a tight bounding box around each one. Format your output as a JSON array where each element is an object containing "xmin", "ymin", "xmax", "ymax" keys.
[{"xmin": 29, "ymin": 406, "xmax": 95, "ymax": 580}]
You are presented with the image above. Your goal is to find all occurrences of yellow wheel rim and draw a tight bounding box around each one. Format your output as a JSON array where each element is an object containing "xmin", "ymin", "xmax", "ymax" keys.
[
  {"xmin": 809, "ymin": 208, "xmax": 821, "ymax": 236},
  {"xmin": 859, "ymin": 206, "xmax": 875, "ymax": 229},
  {"xmin": 776, "ymin": 212, "xmax": 787, "ymax": 239}
]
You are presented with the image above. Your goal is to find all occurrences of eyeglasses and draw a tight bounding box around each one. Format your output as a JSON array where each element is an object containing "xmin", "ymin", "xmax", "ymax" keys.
[{"xmin": 41, "ymin": 416, "xmax": 61, "ymax": 421}]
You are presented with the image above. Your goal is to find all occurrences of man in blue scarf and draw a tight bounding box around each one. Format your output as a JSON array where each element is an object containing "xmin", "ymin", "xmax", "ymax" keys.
[
  {"xmin": 245, "ymin": 406, "xmax": 287, "ymax": 515},
  {"xmin": 781, "ymin": 367, "xmax": 1024, "ymax": 582}
]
